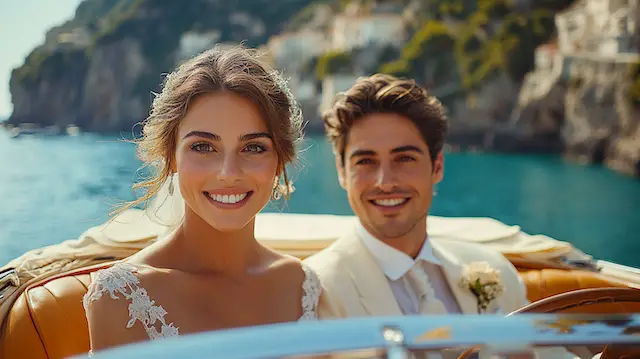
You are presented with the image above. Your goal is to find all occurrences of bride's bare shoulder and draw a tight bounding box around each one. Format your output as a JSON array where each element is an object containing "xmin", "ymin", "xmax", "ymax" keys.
[{"xmin": 83, "ymin": 262, "xmax": 154, "ymax": 352}]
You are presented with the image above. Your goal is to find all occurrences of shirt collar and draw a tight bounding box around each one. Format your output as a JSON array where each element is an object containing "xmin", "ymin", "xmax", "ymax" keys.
[{"xmin": 355, "ymin": 220, "xmax": 441, "ymax": 281}]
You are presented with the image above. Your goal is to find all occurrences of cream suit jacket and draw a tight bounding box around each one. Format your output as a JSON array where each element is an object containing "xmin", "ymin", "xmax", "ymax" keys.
[
  {"xmin": 304, "ymin": 227, "xmax": 527, "ymax": 318},
  {"xmin": 305, "ymin": 227, "xmax": 584, "ymax": 359}
]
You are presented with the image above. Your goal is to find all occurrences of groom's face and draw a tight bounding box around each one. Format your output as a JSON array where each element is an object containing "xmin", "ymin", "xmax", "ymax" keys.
[{"xmin": 337, "ymin": 113, "xmax": 444, "ymax": 241}]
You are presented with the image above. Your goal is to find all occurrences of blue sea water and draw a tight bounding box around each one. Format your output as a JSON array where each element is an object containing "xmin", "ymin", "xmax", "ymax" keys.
[{"xmin": 0, "ymin": 131, "xmax": 638, "ymax": 267}]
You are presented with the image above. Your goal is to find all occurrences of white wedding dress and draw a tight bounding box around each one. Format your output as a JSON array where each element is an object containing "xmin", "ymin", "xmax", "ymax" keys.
[
  {"xmin": 83, "ymin": 261, "xmax": 321, "ymax": 340},
  {"xmin": 82, "ymin": 175, "xmax": 322, "ymax": 354}
]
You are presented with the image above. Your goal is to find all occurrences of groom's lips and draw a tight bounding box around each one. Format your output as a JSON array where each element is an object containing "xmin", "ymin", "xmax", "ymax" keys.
[{"xmin": 368, "ymin": 196, "xmax": 411, "ymax": 214}]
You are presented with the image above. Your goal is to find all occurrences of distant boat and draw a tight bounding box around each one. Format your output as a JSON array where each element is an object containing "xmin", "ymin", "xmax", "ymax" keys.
[
  {"xmin": 7, "ymin": 123, "xmax": 61, "ymax": 138},
  {"xmin": 66, "ymin": 125, "xmax": 81, "ymax": 136},
  {"xmin": 5, "ymin": 123, "xmax": 81, "ymax": 138}
]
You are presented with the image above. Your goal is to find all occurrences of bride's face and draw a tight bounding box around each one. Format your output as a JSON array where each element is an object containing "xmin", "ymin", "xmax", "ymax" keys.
[{"xmin": 174, "ymin": 92, "xmax": 278, "ymax": 232}]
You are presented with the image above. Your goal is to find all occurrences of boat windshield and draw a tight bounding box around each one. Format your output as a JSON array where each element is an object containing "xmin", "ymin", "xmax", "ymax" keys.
[{"xmin": 80, "ymin": 314, "xmax": 640, "ymax": 359}]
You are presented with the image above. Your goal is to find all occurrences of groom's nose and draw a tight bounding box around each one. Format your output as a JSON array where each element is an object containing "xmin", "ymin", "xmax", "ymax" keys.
[{"xmin": 375, "ymin": 163, "xmax": 397, "ymax": 192}]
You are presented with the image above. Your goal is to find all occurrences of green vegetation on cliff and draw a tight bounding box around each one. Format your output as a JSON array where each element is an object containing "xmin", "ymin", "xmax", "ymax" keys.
[
  {"xmin": 379, "ymin": 21, "xmax": 454, "ymax": 78},
  {"xmin": 315, "ymin": 50, "xmax": 353, "ymax": 79},
  {"xmin": 379, "ymin": 0, "xmax": 560, "ymax": 90},
  {"xmin": 307, "ymin": 0, "xmax": 571, "ymax": 100}
]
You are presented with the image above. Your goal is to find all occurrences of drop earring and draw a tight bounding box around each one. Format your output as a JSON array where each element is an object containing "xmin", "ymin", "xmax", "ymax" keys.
[{"xmin": 168, "ymin": 173, "xmax": 174, "ymax": 196}]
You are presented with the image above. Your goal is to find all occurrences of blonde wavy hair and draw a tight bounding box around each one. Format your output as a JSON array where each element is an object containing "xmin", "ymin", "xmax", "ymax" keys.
[{"xmin": 114, "ymin": 44, "xmax": 304, "ymax": 218}]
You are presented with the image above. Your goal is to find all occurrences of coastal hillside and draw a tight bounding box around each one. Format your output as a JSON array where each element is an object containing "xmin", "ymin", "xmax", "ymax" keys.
[
  {"xmin": 7, "ymin": 0, "xmax": 571, "ymax": 134},
  {"xmin": 7, "ymin": 0, "xmax": 315, "ymax": 132},
  {"xmin": 6, "ymin": 0, "xmax": 640, "ymax": 176}
]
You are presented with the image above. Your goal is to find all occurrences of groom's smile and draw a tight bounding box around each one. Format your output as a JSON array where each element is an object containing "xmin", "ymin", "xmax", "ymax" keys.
[{"xmin": 368, "ymin": 193, "xmax": 412, "ymax": 215}]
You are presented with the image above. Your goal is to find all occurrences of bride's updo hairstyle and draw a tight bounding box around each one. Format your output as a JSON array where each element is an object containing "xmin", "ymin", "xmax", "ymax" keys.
[{"xmin": 116, "ymin": 44, "xmax": 303, "ymax": 216}]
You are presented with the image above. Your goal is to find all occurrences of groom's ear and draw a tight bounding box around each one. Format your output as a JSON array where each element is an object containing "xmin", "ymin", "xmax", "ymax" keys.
[{"xmin": 335, "ymin": 154, "xmax": 347, "ymax": 190}]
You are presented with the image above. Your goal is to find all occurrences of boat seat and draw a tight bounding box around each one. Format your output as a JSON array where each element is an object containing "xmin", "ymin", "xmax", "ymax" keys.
[
  {"xmin": 517, "ymin": 268, "xmax": 634, "ymax": 302},
  {"xmin": 0, "ymin": 264, "xmax": 636, "ymax": 359},
  {"xmin": 0, "ymin": 262, "xmax": 113, "ymax": 359}
]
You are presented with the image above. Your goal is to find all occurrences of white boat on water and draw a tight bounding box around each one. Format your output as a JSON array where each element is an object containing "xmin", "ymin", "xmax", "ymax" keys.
[{"xmin": 1, "ymin": 180, "xmax": 638, "ymax": 359}]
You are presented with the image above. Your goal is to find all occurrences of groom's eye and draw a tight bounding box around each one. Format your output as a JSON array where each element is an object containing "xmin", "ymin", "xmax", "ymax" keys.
[
  {"xmin": 398, "ymin": 155, "xmax": 415, "ymax": 162},
  {"xmin": 355, "ymin": 158, "xmax": 374, "ymax": 165}
]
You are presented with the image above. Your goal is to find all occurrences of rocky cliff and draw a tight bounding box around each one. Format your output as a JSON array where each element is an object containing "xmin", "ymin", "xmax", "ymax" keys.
[
  {"xmin": 511, "ymin": 58, "xmax": 640, "ymax": 177},
  {"xmin": 7, "ymin": 0, "xmax": 314, "ymax": 132}
]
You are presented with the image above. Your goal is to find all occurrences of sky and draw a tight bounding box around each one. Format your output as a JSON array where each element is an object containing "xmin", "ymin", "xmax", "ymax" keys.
[{"xmin": 0, "ymin": 0, "xmax": 83, "ymax": 119}]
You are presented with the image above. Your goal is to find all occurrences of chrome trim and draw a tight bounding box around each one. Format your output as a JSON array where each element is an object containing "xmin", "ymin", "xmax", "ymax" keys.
[
  {"xmin": 598, "ymin": 260, "xmax": 640, "ymax": 276},
  {"xmin": 383, "ymin": 326, "xmax": 409, "ymax": 359},
  {"xmin": 0, "ymin": 268, "xmax": 20, "ymax": 299},
  {"xmin": 559, "ymin": 256, "xmax": 602, "ymax": 272}
]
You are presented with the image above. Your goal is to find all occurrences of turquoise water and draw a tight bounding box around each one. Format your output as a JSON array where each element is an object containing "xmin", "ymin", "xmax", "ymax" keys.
[{"xmin": 1, "ymin": 131, "xmax": 639, "ymax": 267}]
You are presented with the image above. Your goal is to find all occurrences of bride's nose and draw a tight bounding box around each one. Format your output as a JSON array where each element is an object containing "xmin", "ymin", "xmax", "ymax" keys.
[{"xmin": 217, "ymin": 154, "xmax": 242, "ymax": 184}]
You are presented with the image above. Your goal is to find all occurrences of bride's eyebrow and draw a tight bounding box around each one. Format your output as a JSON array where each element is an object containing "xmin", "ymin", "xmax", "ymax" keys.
[
  {"xmin": 183, "ymin": 131, "xmax": 220, "ymax": 140},
  {"xmin": 182, "ymin": 131, "xmax": 272, "ymax": 141},
  {"xmin": 240, "ymin": 132, "xmax": 271, "ymax": 141}
]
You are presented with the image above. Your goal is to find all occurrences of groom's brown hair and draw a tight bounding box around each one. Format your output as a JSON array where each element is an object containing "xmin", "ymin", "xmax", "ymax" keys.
[{"xmin": 322, "ymin": 74, "xmax": 448, "ymax": 165}]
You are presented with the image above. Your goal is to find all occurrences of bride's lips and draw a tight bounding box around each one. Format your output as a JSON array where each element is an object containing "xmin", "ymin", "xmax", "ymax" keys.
[{"xmin": 203, "ymin": 189, "xmax": 253, "ymax": 209}]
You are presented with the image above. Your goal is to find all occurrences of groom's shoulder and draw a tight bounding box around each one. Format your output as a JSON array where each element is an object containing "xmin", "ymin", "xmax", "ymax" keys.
[
  {"xmin": 433, "ymin": 238, "xmax": 520, "ymax": 278},
  {"xmin": 433, "ymin": 238, "xmax": 526, "ymax": 299},
  {"xmin": 303, "ymin": 236, "xmax": 354, "ymax": 276}
]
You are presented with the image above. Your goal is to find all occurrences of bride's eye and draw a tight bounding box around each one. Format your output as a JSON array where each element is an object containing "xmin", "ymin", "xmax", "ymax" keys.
[
  {"xmin": 244, "ymin": 143, "xmax": 267, "ymax": 154},
  {"xmin": 190, "ymin": 142, "xmax": 213, "ymax": 153}
]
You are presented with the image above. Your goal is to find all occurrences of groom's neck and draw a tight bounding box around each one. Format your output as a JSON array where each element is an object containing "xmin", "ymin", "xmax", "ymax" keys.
[{"xmin": 366, "ymin": 220, "xmax": 428, "ymax": 259}]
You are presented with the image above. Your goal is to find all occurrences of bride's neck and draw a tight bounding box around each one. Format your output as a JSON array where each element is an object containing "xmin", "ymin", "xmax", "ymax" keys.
[{"xmin": 170, "ymin": 207, "xmax": 261, "ymax": 276}]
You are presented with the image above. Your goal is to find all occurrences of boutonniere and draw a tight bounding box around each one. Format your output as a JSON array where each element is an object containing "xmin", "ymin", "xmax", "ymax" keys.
[{"xmin": 457, "ymin": 261, "xmax": 505, "ymax": 314}]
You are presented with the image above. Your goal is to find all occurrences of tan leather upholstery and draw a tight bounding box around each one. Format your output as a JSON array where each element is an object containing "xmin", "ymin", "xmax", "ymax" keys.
[
  {"xmin": 0, "ymin": 264, "xmax": 637, "ymax": 359},
  {"xmin": 517, "ymin": 268, "xmax": 632, "ymax": 303},
  {"xmin": 0, "ymin": 263, "xmax": 112, "ymax": 359}
]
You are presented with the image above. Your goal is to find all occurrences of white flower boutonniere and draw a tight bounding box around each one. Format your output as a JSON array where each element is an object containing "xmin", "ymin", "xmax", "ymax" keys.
[{"xmin": 457, "ymin": 261, "xmax": 505, "ymax": 314}]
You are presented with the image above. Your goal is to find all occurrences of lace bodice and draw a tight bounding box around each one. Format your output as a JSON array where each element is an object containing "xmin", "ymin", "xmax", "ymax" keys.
[{"xmin": 82, "ymin": 261, "xmax": 321, "ymax": 342}]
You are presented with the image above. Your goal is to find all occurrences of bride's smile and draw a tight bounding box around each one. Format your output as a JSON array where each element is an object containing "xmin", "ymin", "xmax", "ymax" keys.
[{"xmin": 204, "ymin": 189, "xmax": 253, "ymax": 208}]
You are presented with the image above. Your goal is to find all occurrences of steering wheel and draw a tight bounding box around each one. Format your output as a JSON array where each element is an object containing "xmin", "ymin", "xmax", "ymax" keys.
[{"xmin": 456, "ymin": 287, "xmax": 640, "ymax": 359}]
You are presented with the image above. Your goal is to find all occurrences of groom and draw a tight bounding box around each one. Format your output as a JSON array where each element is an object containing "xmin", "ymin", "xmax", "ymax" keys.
[
  {"xmin": 303, "ymin": 74, "xmax": 585, "ymax": 358},
  {"xmin": 304, "ymin": 73, "xmax": 528, "ymax": 318}
]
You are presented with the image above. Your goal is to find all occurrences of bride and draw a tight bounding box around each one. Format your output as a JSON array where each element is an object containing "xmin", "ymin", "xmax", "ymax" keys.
[{"xmin": 83, "ymin": 44, "xmax": 321, "ymax": 353}]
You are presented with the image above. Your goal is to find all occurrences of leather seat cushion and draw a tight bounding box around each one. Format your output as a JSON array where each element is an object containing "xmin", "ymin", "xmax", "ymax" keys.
[
  {"xmin": 517, "ymin": 268, "xmax": 632, "ymax": 303},
  {"xmin": 1, "ymin": 264, "xmax": 111, "ymax": 359}
]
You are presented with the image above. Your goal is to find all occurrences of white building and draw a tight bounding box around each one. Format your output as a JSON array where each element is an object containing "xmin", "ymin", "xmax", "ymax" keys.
[
  {"xmin": 556, "ymin": 4, "xmax": 588, "ymax": 55},
  {"xmin": 556, "ymin": 0, "xmax": 639, "ymax": 57},
  {"xmin": 534, "ymin": 43, "xmax": 562, "ymax": 70},
  {"xmin": 331, "ymin": 13, "xmax": 408, "ymax": 50},
  {"xmin": 266, "ymin": 30, "xmax": 330, "ymax": 71}
]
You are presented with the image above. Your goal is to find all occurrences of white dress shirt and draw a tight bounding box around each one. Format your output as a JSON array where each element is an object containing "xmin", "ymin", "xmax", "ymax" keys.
[{"xmin": 356, "ymin": 221, "xmax": 461, "ymax": 315}]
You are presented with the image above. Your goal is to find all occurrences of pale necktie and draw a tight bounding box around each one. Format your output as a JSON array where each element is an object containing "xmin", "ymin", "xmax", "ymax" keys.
[
  {"xmin": 409, "ymin": 263, "xmax": 449, "ymax": 359},
  {"xmin": 408, "ymin": 262, "xmax": 448, "ymax": 315}
]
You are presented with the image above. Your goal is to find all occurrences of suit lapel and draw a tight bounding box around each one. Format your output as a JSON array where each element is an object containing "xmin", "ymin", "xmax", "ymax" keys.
[
  {"xmin": 430, "ymin": 240, "xmax": 479, "ymax": 314},
  {"xmin": 339, "ymin": 230, "xmax": 403, "ymax": 316}
]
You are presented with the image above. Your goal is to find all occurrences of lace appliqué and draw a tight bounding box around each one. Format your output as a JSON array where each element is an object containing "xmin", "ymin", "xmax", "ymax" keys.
[
  {"xmin": 82, "ymin": 262, "xmax": 179, "ymax": 340},
  {"xmin": 299, "ymin": 264, "xmax": 321, "ymax": 320}
]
